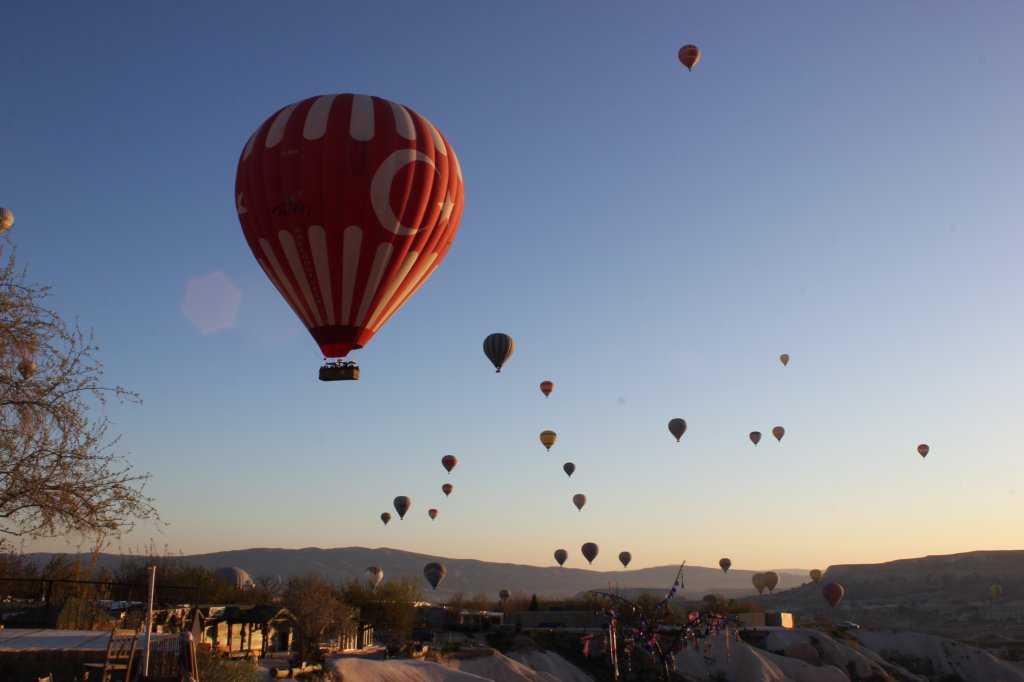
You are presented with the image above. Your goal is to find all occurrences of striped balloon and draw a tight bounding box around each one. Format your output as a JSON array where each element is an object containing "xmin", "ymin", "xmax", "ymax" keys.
[
  {"xmin": 483, "ymin": 333, "xmax": 514, "ymax": 372},
  {"xmin": 235, "ymin": 94, "xmax": 464, "ymax": 360}
]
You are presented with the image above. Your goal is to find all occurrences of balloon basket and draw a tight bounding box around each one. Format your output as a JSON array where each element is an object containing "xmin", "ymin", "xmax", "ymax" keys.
[{"xmin": 319, "ymin": 361, "xmax": 359, "ymax": 381}]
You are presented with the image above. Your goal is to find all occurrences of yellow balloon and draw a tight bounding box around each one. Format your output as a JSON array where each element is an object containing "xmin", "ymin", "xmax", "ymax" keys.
[
  {"xmin": 779, "ymin": 354, "xmax": 790, "ymax": 366},
  {"xmin": 0, "ymin": 207, "xmax": 14, "ymax": 234},
  {"xmin": 540, "ymin": 430, "xmax": 557, "ymax": 451}
]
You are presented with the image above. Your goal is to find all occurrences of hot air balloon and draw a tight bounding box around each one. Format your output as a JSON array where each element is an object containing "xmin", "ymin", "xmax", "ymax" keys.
[
  {"xmin": 917, "ymin": 444, "xmax": 929, "ymax": 458},
  {"xmin": 990, "ymin": 585, "xmax": 1003, "ymax": 599},
  {"xmin": 554, "ymin": 549, "xmax": 568, "ymax": 567},
  {"xmin": 822, "ymin": 582, "xmax": 844, "ymax": 608},
  {"xmin": 380, "ymin": 512, "xmax": 391, "ymax": 525},
  {"xmin": 563, "ymin": 462, "xmax": 575, "ymax": 478},
  {"xmin": 540, "ymin": 380, "xmax": 554, "ymax": 398},
  {"xmin": 442, "ymin": 455, "xmax": 457, "ymax": 473},
  {"xmin": 780, "ymin": 354, "xmax": 790, "ymax": 366},
  {"xmin": 540, "ymin": 430, "xmax": 557, "ymax": 451},
  {"xmin": 581, "ymin": 542, "xmax": 599, "ymax": 565},
  {"xmin": 428, "ymin": 508, "xmax": 438, "ymax": 520},
  {"xmin": 17, "ymin": 358, "xmax": 36, "ymax": 379},
  {"xmin": 235, "ymin": 94, "xmax": 465, "ymax": 380},
  {"xmin": 572, "ymin": 494, "xmax": 587, "ymax": 511},
  {"xmin": 442, "ymin": 483, "xmax": 453, "ymax": 497},
  {"xmin": 499, "ymin": 588, "xmax": 511, "ymax": 602},
  {"xmin": 483, "ymin": 333, "xmax": 514, "ymax": 372},
  {"xmin": 752, "ymin": 573, "xmax": 766, "ymax": 594},
  {"xmin": 423, "ymin": 562, "xmax": 446, "ymax": 590},
  {"xmin": 809, "ymin": 569, "xmax": 822, "ymax": 583},
  {"xmin": 0, "ymin": 207, "xmax": 14, "ymax": 234},
  {"xmin": 364, "ymin": 566, "xmax": 384, "ymax": 588},
  {"xmin": 618, "ymin": 552, "xmax": 632, "ymax": 568},
  {"xmin": 763, "ymin": 571, "xmax": 780, "ymax": 593},
  {"xmin": 719, "ymin": 558, "xmax": 731, "ymax": 573},
  {"xmin": 393, "ymin": 496, "xmax": 411, "ymax": 520},
  {"xmin": 668, "ymin": 418, "xmax": 687, "ymax": 442},
  {"xmin": 677, "ymin": 44, "xmax": 701, "ymax": 71},
  {"xmin": 772, "ymin": 426, "xmax": 785, "ymax": 442},
  {"xmin": 749, "ymin": 431, "xmax": 761, "ymax": 446}
]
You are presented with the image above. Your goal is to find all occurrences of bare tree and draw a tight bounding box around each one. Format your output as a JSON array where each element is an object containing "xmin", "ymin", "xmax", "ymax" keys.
[{"xmin": 0, "ymin": 245, "xmax": 156, "ymax": 548}]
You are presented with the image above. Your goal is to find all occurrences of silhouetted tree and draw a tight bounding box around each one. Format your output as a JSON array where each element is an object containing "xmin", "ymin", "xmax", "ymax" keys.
[
  {"xmin": 529, "ymin": 594, "xmax": 539, "ymax": 611},
  {"xmin": 283, "ymin": 574, "xmax": 356, "ymax": 662},
  {"xmin": 341, "ymin": 576, "xmax": 419, "ymax": 641}
]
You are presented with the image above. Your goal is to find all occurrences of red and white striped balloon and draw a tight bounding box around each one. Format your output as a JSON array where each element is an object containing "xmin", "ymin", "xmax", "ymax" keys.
[{"xmin": 235, "ymin": 94, "xmax": 465, "ymax": 359}]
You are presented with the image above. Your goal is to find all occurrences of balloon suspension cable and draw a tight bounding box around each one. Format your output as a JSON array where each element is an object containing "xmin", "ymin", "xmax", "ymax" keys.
[{"xmin": 319, "ymin": 358, "xmax": 360, "ymax": 381}]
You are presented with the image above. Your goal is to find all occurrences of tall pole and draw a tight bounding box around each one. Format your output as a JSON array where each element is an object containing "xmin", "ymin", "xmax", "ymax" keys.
[{"xmin": 143, "ymin": 565, "xmax": 156, "ymax": 675}]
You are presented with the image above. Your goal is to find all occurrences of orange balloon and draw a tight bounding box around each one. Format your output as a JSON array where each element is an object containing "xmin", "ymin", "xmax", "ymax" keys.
[
  {"xmin": 678, "ymin": 44, "xmax": 701, "ymax": 71},
  {"xmin": 540, "ymin": 380, "xmax": 554, "ymax": 398}
]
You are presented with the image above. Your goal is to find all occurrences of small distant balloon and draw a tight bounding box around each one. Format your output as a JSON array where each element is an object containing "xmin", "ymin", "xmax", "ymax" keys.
[
  {"xmin": 917, "ymin": 444, "xmax": 929, "ymax": 459},
  {"xmin": 540, "ymin": 430, "xmax": 557, "ymax": 451},
  {"xmin": 572, "ymin": 493, "xmax": 587, "ymax": 511},
  {"xmin": 442, "ymin": 455, "xmax": 458, "ymax": 473},
  {"xmin": 0, "ymin": 207, "xmax": 14, "ymax": 234},
  {"xmin": 809, "ymin": 569, "xmax": 822, "ymax": 583},
  {"xmin": 772, "ymin": 426, "xmax": 785, "ymax": 442},
  {"xmin": 581, "ymin": 542, "xmax": 599, "ymax": 565},
  {"xmin": 428, "ymin": 508, "xmax": 438, "ymax": 520},
  {"xmin": 823, "ymin": 582, "xmax": 844, "ymax": 608},
  {"xmin": 563, "ymin": 462, "xmax": 575, "ymax": 477},
  {"xmin": 393, "ymin": 496, "xmax": 411, "ymax": 520},
  {"xmin": 380, "ymin": 512, "xmax": 391, "ymax": 526},
  {"xmin": 499, "ymin": 588, "xmax": 511, "ymax": 602},
  {"xmin": 990, "ymin": 585, "xmax": 1003, "ymax": 599},
  {"xmin": 540, "ymin": 380, "xmax": 554, "ymax": 398},
  {"xmin": 668, "ymin": 418, "xmax": 687, "ymax": 442},
  {"xmin": 780, "ymin": 354, "xmax": 790, "ymax": 366},
  {"xmin": 364, "ymin": 566, "xmax": 384, "ymax": 588},
  {"xmin": 554, "ymin": 549, "xmax": 568, "ymax": 567},
  {"xmin": 749, "ymin": 431, "xmax": 761, "ymax": 446},
  {"xmin": 677, "ymin": 44, "xmax": 701, "ymax": 71},
  {"xmin": 483, "ymin": 333, "xmax": 515, "ymax": 372},
  {"xmin": 442, "ymin": 483, "xmax": 453, "ymax": 497},
  {"xmin": 752, "ymin": 573, "xmax": 766, "ymax": 594},
  {"xmin": 719, "ymin": 558, "xmax": 731, "ymax": 573},
  {"xmin": 423, "ymin": 562, "xmax": 446, "ymax": 590},
  {"xmin": 619, "ymin": 551, "xmax": 632, "ymax": 568}
]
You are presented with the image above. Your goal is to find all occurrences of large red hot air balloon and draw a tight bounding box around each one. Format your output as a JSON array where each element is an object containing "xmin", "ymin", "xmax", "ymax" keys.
[
  {"xmin": 442, "ymin": 455, "xmax": 457, "ymax": 473},
  {"xmin": 823, "ymin": 582, "xmax": 844, "ymax": 608},
  {"xmin": 678, "ymin": 44, "xmax": 701, "ymax": 71},
  {"xmin": 235, "ymin": 94, "xmax": 465, "ymax": 380}
]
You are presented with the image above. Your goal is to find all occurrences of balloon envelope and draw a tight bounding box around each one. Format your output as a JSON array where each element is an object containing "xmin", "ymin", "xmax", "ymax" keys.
[
  {"xmin": 581, "ymin": 542, "xmax": 599, "ymax": 565},
  {"xmin": 423, "ymin": 562, "xmax": 446, "ymax": 590},
  {"xmin": 364, "ymin": 566, "xmax": 384, "ymax": 588},
  {"xmin": 380, "ymin": 512, "xmax": 391, "ymax": 525},
  {"xmin": 0, "ymin": 207, "xmax": 13, "ymax": 234},
  {"xmin": 393, "ymin": 496, "xmax": 411, "ymax": 519},
  {"xmin": 780, "ymin": 354, "xmax": 790, "ymax": 366},
  {"xmin": 809, "ymin": 569, "xmax": 822, "ymax": 583},
  {"xmin": 719, "ymin": 558, "xmax": 731, "ymax": 573},
  {"xmin": 677, "ymin": 44, "xmax": 701, "ymax": 71},
  {"xmin": 441, "ymin": 455, "xmax": 457, "ymax": 473},
  {"xmin": 618, "ymin": 551, "xmax": 632, "ymax": 568},
  {"xmin": 749, "ymin": 431, "xmax": 761, "ymax": 446},
  {"xmin": 772, "ymin": 426, "xmax": 785, "ymax": 442},
  {"xmin": 499, "ymin": 588, "xmax": 510, "ymax": 602},
  {"xmin": 540, "ymin": 380, "xmax": 554, "ymax": 398},
  {"xmin": 428, "ymin": 508, "xmax": 438, "ymax": 520},
  {"xmin": 17, "ymin": 358, "xmax": 36, "ymax": 379},
  {"xmin": 572, "ymin": 494, "xmax": 586, "ymax": 511},
  {"xmin": 563, "ymin": 462, "xmax": 575, "ymax": 477},
  {"xmin": 763, "ymin": 571, "xmax": 780, "ymax": 592},
  {"xmin": 441, "ymin": 483, "xmax": 453, "ymax": 497},
  {"xmin": 540, "ymin": 430, "xmax": 557, "ymax": 450},
  {"xmin": 668, "ymin": 418, "xmax": 687, "ymax": 442},
  {"xmin": 823, "ymin": 582, "xmax": 844, "ymax": 608},
  {"xmin": 554, "ymin": 549, "xmax": 568, "ymax": 567},
  {"xmin": 918, "ymin": 444, "xmax": 929, "ymax": 458},
  {"xmin": 483, "ymin": 333, "xmax": 514, "ymax": 372},
  {"xmin": 235, "ymin": 94, "xmax": 464, "ymax": 360},
  {"xmin": 752, "ymin": 573, "xmax": 766, "ymax": 594}
]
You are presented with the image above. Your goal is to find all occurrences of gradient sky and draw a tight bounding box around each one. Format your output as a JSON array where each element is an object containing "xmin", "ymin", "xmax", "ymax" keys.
[{"xmin": 2, "ymin": 1, "xmax": 1022, "ymax": 574}]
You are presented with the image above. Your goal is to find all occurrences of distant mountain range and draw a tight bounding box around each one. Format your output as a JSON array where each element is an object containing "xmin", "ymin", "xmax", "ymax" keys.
[{"xmin": 27, "ymin": 546, "xmax": 809, "ymax": 600}]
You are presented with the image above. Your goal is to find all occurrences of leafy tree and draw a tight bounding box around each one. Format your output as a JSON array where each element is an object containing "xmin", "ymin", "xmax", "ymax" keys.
[
  {"xmin": 283, "ymin": 574, "xmax": 356, "ymax": 662},
  {"xmin": 0, "ymin": 246, "xmax": 156, "ymax": 547},
  {"xmin": 341, "ymin": 575, "xmax": 420, "ymax": 641}
]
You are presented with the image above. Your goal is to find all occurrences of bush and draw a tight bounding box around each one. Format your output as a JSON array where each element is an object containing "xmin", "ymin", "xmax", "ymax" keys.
[{"xmin": 195, "ymin": 648, "xmax": 264, "ymax": 682}]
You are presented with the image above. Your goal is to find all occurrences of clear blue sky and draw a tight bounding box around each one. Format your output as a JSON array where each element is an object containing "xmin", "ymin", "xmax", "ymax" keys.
[{"xmin": 2, "ymin": 1, "xmax": 1022, "ymax": 574}]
